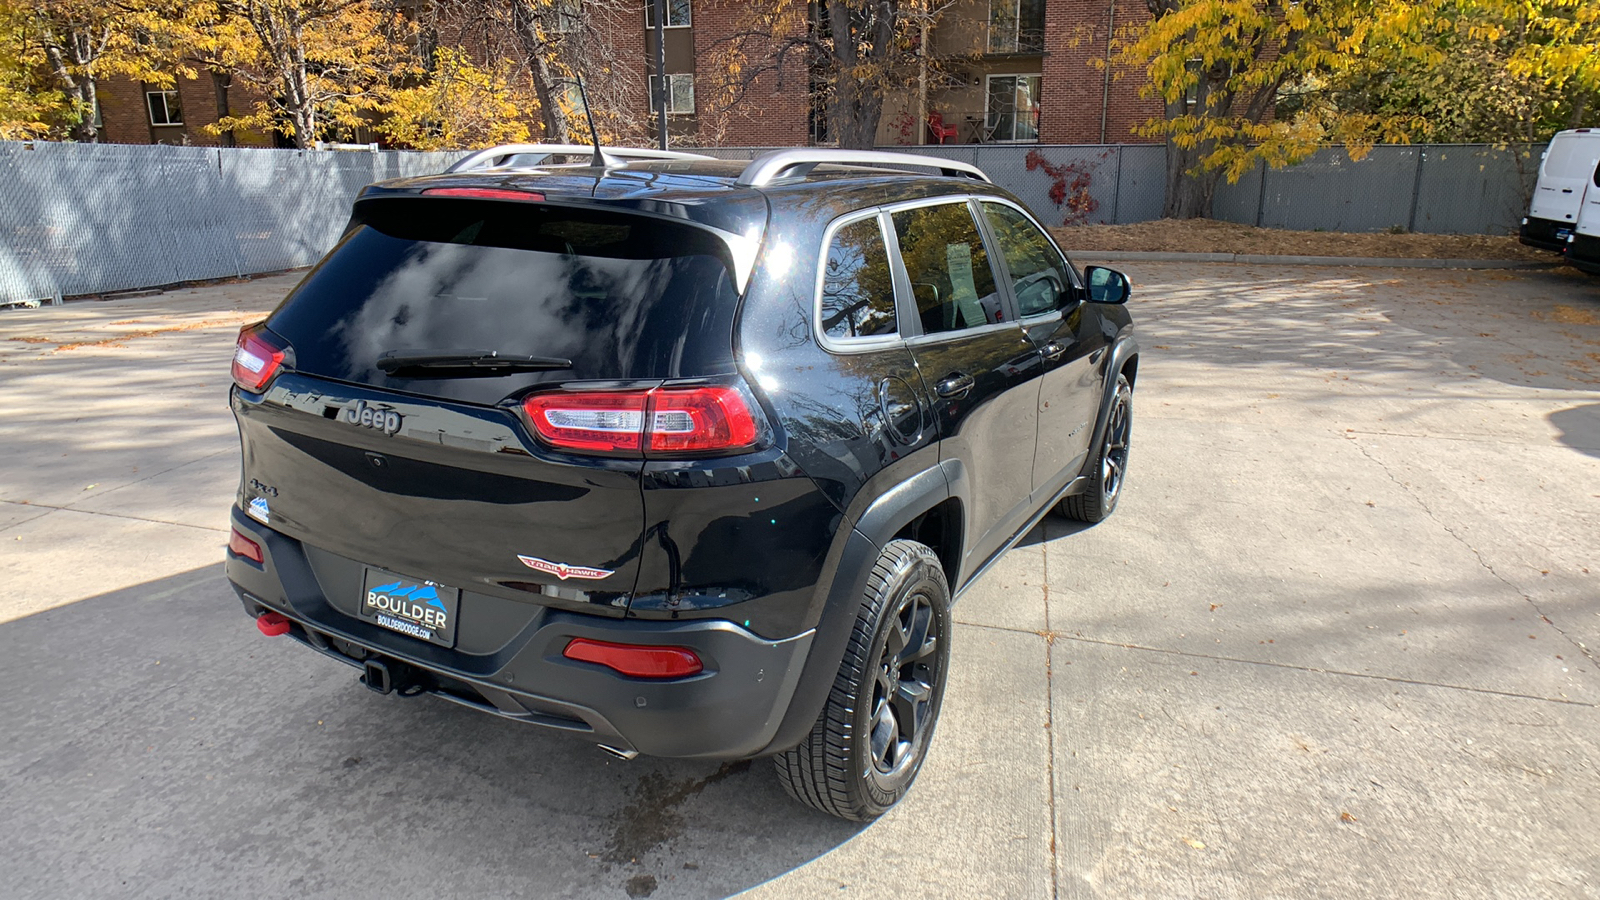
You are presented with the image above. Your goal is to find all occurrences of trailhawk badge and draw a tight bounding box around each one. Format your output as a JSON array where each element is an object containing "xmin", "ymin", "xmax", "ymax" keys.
[{"xmin": 517, "ymin": 555, "xmax": 614, "ymax": 581}]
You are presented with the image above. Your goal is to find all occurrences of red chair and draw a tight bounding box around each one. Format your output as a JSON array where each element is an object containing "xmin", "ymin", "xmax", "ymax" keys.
[{"xmin": 926, "ymin": 112, "xmax": 958, "ymax": 145}]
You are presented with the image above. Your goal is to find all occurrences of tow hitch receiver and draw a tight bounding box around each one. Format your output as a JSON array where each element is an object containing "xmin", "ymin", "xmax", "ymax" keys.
[
  {"xmin": 360, "ymin": 657, "xmax": 428, "ymax": 697},
  {"xmin": 362, "ymin": 659, "xmax": 393, "ymax": 694}
]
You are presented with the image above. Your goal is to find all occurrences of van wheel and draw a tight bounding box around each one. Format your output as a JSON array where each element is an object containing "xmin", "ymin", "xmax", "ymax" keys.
[
  {"xmin": 1060, "ymin": 372, "xmax": 1132, "ymax": 523},
  {"xmin": 775, "ymin": 540, "xmax": 951, "ymax": 821}
]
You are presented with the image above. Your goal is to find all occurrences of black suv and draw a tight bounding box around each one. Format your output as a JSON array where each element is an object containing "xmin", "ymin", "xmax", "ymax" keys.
[{"xmin": 226, "ymin": 145, "xmax": 1138, "ymax": 821}]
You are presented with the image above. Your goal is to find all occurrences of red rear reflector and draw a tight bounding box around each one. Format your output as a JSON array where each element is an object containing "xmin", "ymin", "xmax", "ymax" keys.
[
  {"xmin": 256, "ymin": 612, "xmax": 291, "ymax": 637},
  {"xmin": 422, "ymin": 188, "xmax": 547, "ymax": 202},
  {"xmin": 232, "ymin": 324, "xmax": 285, "ymax": 392},
  {"xmin": 229, "ymin": 527, "xmax": 263, "ymax": 564},
  {"xmin": 563, "ymin": 638, "xmax": 703, "ymax": 679},
  {"xmin": 521, "ymin": 385, "xmax": 762, "ymax": 457}
]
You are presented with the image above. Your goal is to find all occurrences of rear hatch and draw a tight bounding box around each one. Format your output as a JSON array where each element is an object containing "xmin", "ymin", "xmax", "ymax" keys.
[
  {"xmin": 235, "ymin": 193, "xmax": 748, "ymax": 617},
  {"xmin": 1531, "ymin": 132, "xmax": 1600, "ymax": 225}
]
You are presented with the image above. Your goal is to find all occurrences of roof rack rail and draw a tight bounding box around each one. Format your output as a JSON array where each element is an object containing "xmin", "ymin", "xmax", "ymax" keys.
[
  {"xmin": 735, "ymin": 149, "xmax": 991, "ymax": 187},
  {"xmin": 444, "ymin": 143, "xmax": 715, "ymax": 174}
]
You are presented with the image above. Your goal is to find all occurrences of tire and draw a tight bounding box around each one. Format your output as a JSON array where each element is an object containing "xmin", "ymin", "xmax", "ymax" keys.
[
  {"xmin": 775, "ymin": 539, "xmax": 951, "ymax": 821},
  {"xmin": 1060, "ymin": 372, "xmax": 1132, "ymax": 523}
]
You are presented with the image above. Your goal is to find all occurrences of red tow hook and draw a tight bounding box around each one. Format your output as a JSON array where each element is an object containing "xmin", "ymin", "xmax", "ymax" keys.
[{"xmin": 256, "ymin": 612, "xmax": 291, "ymax": 637}]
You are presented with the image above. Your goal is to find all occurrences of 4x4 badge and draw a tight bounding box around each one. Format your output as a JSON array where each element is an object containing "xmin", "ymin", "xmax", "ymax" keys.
[{"xmin": 517, "ymin": 555, "xmax": 614, "ymax": 581}]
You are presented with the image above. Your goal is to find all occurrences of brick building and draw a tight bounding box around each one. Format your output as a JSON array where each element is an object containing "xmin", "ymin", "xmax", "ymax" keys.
[
  {"xmin": 96, "ymin": 73, "xmax": 278, "ymax": 148},
  {"xmin": 96, "ymin": 0, "xmax": 1161, "ymax": 149},
  {"xmin": 638, "ymin": 0, "xmax": 1162, "ymax": 146}
]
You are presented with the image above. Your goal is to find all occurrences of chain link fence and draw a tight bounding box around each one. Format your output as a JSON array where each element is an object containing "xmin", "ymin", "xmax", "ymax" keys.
[
  {"xmin": 700, "ymin": 142, "xmax": 1541, "ymax": 235},
  {"xmin": 0, "ymin": 140, "xmax": 1541, "ymax": 307},
  {"xmin": 0, "ymin": 142, "xmax": 462, "ymax": 307}
]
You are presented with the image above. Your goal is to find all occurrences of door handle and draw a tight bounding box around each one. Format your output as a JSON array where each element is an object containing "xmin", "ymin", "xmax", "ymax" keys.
[
  {"xmin": 1042, "ymin": 341, "xmax": 1066, "ymax": 361},
  {"xmin": 935, "ymin": 372, "xmax": 976, "ymax": 399}
]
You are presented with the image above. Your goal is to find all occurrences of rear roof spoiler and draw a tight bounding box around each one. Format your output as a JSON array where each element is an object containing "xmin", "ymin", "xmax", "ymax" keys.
[
  {"xmin": 735, "ymin": 149, "xmax": 992, "ymax": 186},
  {"xmin": 445, "ymin": 143, "xmax": 715, "ymax": 174}
]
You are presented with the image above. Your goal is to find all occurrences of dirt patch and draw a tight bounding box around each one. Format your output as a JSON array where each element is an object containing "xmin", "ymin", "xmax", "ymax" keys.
[
  {"xmin": 10, "ymin": 313, "xmax": 260, "ymax": 352},
  {"xmin": 1537, "ymin": 305, "xmax": 1600, "ymax": 326},
  {"xmin": 1050, "ymin": 218, "xmax": 1550, "ymax": 261}
]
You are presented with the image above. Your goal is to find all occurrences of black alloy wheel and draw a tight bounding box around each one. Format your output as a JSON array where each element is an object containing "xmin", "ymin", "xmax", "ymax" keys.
[
  {"xmin": 1061, "ymin": 372, "xmax": 1132, "ymax": 523},
  {"xmin": 865, "ymin": 589, "xmax": 940, "ymax": 786},
  {"xmin": 775, "ymin": 540, "xmax": 951, "ymax": 821}
]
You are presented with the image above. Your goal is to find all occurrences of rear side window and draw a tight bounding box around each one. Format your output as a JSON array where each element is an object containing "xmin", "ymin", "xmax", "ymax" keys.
[
  {"xmin": 981, "ymin": 202, "xmax": 1074, "ymax": 317},
  {"xmin": 267, "ymin": 198, "xmax": 740, "ymax": 405},
  {"xmin": 891, "ymin": 202, "xmax": 1003, "ymax": 335},
  {"xmin": 820, "ymin": 216, "xmax": 897, "ymax": 341}
]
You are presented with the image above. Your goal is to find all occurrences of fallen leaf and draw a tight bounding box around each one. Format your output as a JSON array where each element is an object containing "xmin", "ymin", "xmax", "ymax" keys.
[{"xmin": 1182, "ymin": 838, "xmax": 1206, "ymax": 850}]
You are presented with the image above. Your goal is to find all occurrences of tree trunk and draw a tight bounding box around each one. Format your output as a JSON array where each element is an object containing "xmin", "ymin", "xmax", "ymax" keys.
[
  {"xmin": 1570, "ymin": 93, "xmax": 1591, "ymax": 130},
  {"xmin": 1162, "ymin": 138, "xmax": 1219, "ymax": 218},
  {"xmin": 42, "ymin": 32, "xmax": 99, "ymax": 143},
  {"xmin": 511, "ymin": 0, "xmax": 569, "ymax": 143},
  {"xmin": 1159, "ymin": 75, "xmax": 1222, "ymax": 218},
  {"xmin": 823, "ymin": 0, "xmax": 887, "ymax": 149},
  {"xmin": 214, "ymin": 72, "xmax": 235, "ymax": 147}
]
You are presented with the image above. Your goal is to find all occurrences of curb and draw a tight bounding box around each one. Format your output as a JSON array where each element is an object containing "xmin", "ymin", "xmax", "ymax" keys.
[{"xmin": 1062, "ymin": 251, "xmax": 1560, "ymax": 269}]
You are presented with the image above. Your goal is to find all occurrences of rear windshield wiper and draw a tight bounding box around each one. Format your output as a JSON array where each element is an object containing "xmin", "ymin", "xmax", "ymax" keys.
[{"xmin": 377, "ymin": 349, "xmax": 573, "ymax": 377}]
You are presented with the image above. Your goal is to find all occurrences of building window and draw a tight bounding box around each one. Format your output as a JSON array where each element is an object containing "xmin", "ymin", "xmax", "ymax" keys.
[
  {"xmin": 988, "ymin": 0, "xmax": 1044, "ymax": 53},
  {"xmin": 146, "ymin": 90, "xmax": 183, "ymax": 126},
  {"xmin": 649, "ymin": 74, "xmax": 695, "ymax": 115},
  {"xmin": 986, "ymin": 75, "xmax": 1041, "ymax": 142},
  {"xmin": 644, "ymin": 0, "xmax": 690, "ymax": 28}
]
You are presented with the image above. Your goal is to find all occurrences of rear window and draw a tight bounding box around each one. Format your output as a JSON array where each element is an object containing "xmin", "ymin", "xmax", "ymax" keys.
[
  {"xmin": 268, "ymin": 197, "xmax": 741, "ymax": 405},
  {"xmin": 1545, "ymin": 135, "xmax": 1592, "ymax": 179}
]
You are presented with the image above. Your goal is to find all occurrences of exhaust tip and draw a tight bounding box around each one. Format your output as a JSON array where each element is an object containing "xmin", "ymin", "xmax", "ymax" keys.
[
  {"xmin": 256, "ymin": 611, "xmax": 291, "ymax": 637},
  {"xmin": 597, "ymin": 744, "xmax": 639, "ymax": 761}
]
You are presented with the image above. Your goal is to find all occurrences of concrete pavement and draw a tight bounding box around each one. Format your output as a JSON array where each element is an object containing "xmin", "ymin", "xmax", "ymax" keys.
[{"xmin": 0, "ymin": 263, "xmax": 1596, "ymax": 899}]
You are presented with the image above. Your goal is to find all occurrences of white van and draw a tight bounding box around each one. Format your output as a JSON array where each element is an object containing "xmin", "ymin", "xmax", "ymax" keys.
[
  {"xmin": 1520, "ymin": 129, "xmax": 1600, "ymax": 251},
  {"xmin": 1566, "ymin": 154, "xmax": 1600, "ymax": 274}
]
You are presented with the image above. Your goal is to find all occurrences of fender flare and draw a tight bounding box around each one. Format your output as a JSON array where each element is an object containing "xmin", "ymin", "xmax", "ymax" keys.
[
  {"xmin": 756, "ymin": 463, "xmax": 958, "ymax": 756},
  {"xmin": 1082, "ymin": 334, "xmax": 1139, "ymax": 468}
]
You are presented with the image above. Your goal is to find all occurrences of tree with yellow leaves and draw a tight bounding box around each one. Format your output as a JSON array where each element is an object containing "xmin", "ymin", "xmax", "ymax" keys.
[
  {"xmin": 377, "ymin": 47, "xmax": 534, "ymax": 150},
  {"xmin": 0, "ymin": 0, "xmax": 186, "ymax": 141},
  {"xmin": 1117, "ymin": 0, "xmax": 1428, "ymax": 218},
  {"xmin": 1119, "ymin": 0, "xmax": 1599, "ymax": 219},
  {"xmin": 185, "ymin": 0, "xmax": 418, "ymax": 148}
]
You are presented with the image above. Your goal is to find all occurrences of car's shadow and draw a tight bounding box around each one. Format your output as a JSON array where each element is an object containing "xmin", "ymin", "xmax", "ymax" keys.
[{"xmin": 0, "ymin": 565, "xmax": 864, "ymax": 899}]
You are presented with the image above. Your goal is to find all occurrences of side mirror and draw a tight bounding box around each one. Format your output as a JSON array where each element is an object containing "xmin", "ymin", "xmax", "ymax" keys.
[{"xmin": 1084, "ymin": 266, "xmax": 1131, "ymax": 304}]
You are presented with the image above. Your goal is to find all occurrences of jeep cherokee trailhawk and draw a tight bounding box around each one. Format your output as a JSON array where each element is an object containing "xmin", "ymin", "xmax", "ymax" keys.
[{"xmin": 225, "ymin": 145, "xmax": 1139, "ymax": 820}]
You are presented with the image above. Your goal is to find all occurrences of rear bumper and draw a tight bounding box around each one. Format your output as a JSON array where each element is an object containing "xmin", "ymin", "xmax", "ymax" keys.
[
  {"xmin": 1566, "ymin": 233, "xmax": 1600, "ymax": 275},
  {"xmin": 227, "ymin": 507, "xmax": 814, "ymax": 759},
  {"xmin": 1520, "ymin": 217, "xmax": 1574, "ymax": 252}
]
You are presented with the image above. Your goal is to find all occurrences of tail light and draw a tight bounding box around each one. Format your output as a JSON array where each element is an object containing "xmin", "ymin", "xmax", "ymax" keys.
[
  {"xmin": 232, "ymin": 323, "xmax": 286, "ymax": 392},
  {"xmin": 522, "ymin": 384, "xmax": 763, "ymax": 458},
  {"xmin": 228, "ymin": 527, "xmax": 263, "ymax": 564},
  {"xmin": 563, "ymin": 638, "xmax": 703, "ymax": 679}
]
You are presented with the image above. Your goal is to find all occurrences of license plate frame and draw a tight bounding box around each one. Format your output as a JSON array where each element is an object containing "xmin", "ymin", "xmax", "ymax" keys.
[{"xmin": 359, "ymin": 567, "xmax": 461, "ymax": 648}]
